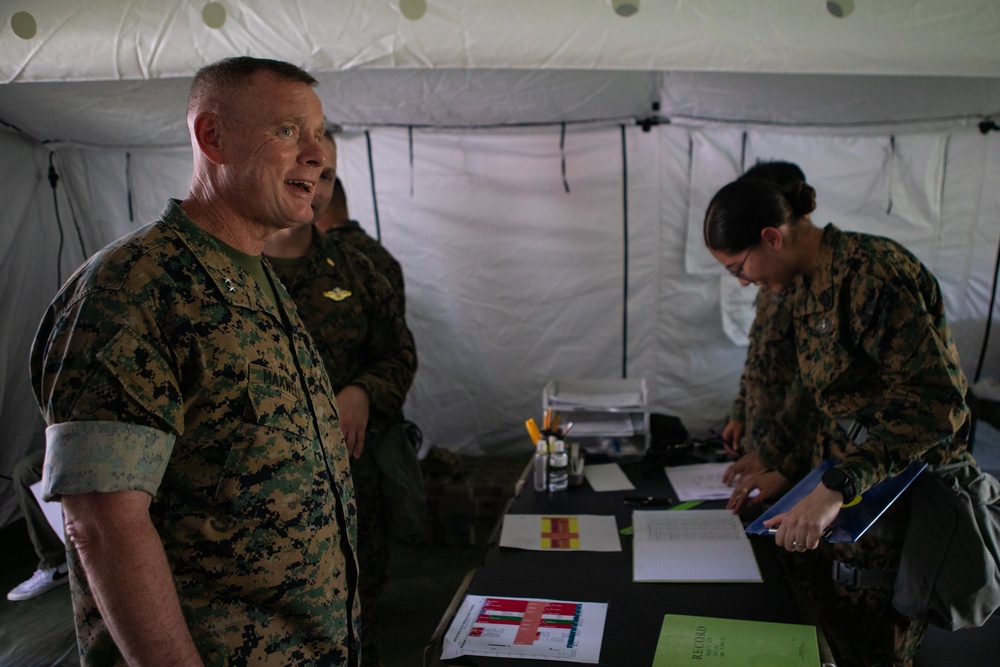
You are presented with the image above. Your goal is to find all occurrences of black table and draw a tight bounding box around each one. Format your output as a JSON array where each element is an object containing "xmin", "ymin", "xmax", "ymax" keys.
[{"xmin": 427, "ymin": 457, "xmax": 821, "ymax": 666}]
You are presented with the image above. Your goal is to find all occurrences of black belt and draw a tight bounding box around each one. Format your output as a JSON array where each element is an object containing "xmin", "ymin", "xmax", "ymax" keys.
[{"xmin": 831, "ymin": 560, "xmax": 898, "ymax": 589}]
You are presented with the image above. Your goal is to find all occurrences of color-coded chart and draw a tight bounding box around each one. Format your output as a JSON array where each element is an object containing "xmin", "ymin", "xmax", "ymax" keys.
[
  {"xmin": 498, "ymin": 514, "xmax": 622, "ymax": 552},
  {"xmin": 442, "ymin": 595, "xmax": 608, "ymax": 662},
  {"xmin": 541, "ymin": 516, "xmax": 580, "ymax": 549}
]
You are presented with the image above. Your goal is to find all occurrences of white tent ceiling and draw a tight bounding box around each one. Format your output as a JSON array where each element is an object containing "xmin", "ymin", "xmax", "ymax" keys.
[
  {"xmin": 1, "ymin": 1, "xmax": 1000, "ymax": 145},
  {"xmin": 3, "ymin": 0, "xmax": 1000, "ymax": 83},
  {"xmin": 1, "ymin": 0, "xmax": 999, "ymax": 527},
  {"xmin": 3, "ymin": 69, "xmax": 1000, "ymax": 149}
]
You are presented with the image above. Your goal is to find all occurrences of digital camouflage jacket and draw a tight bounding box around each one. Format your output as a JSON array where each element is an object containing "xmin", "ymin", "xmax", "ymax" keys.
[
  {"xmin": 791, "ymin": 224, "xmax": 971, "ymax": 495},
  {"xmin": 31, "ymin": 201, "xmax": 360, "ymax": 666}
]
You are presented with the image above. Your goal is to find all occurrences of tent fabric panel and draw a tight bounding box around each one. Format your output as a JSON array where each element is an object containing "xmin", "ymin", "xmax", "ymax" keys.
[
  {"xmin": 3, "ymin": 71, "xmax": 1000, "ymax": 150},
  {"xmin": 4, "ymin": 1, "xmax": 1000, "ymax": 84},
  {"xmin": 654, "ymin": 126, "xmax": 744, "ymax": 425},
  {"xmin": 0, "ymin": 130, "xmax": 60, "ymax": 527},
  {"xmin": 659, "ymin": 72, "xmax": 1000, "ymax": 132},
  {"xmin": 318, "ymin": 69, "xmax": 660, "ymax": 130},
  {"xmin": 337, "ymin": 126, "xmax": 637, "ymax": 455},
  {"xmin": 937, "ymin": 132, "xmax": 1000, "ymax": 382}
]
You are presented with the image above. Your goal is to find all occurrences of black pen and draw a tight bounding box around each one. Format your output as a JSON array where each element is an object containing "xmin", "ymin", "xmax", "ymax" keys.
[{"xmin": 624, "ymin": 495, "xmax": 677, "ymax": 507}]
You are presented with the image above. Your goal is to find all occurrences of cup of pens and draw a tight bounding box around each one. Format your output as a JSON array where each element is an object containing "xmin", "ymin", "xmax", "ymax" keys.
[{"xmin": 526, "ymin": 410, "xmax": 582, "ymax": 492}]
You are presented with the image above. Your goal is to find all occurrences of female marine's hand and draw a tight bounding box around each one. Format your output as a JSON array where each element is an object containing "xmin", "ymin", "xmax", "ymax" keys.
[
  {"xmin": 722, "ymin": 450, "xmax": 765, "ymax": 486},
  {"xmin": 726, "ymin": 469, "xmax": 790, "ymax": 514},
  {"xmin": 763, "ymin": 483, "xmax": 844, "ymax": 551}
]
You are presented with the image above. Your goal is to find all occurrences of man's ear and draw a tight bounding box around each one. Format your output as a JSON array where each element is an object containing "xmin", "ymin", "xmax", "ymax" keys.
[
  {"xmin": 760, "ymin": 226, "xmax": 784, "ymax": 251},
  {"xmin": 192, "ymin": 113, "xmax": 225, "ymax": 165}
]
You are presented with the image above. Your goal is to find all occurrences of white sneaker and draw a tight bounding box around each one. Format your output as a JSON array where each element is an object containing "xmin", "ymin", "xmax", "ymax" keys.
[{"xmin": 6, "ymin": 564, "xmax": 69, "ymax": 601}]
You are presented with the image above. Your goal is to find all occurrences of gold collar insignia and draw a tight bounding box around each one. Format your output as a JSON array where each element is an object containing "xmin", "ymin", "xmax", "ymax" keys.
[{"xmin": 323, "ymin": 288, "xmax": 352, "ymax": 302}]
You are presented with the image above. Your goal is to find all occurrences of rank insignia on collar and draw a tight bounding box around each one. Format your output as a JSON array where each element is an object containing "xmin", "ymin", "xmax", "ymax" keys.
[
  {"xmin": 812, "ymin": 317, "xmax": 833, "ymax": 334},
  {"xmin": 326, "ymin": 258, "xmax": 335, "ymax": 267},
  {"xmin": 223, "ymin": 277, "xmax": 237, "ymax": 293},
  {"xmin": 323, "ymin": 288, "xmax": 352, "ymax": 301}
]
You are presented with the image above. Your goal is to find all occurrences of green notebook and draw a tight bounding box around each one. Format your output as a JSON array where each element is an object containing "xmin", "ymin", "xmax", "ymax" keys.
[{"xmin": 653, "ymin": 614, "xmax": 820, "ymax": 666}]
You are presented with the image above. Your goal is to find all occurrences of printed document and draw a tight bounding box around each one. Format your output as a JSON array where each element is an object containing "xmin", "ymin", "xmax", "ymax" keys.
[
  {"xmin": 665, "ymin": 462, "xmax": 752, "ymax": 501},
  {"xmin": 500, "ymin": 514, "xmax": 622, "ymax": 551},
  {"xmin": 442, "ymin": 595, "xmax": 608, "ymax": 663},
  {"xmin": 633, "ymin": 509, "xmax": 762, "ymax": 582}
]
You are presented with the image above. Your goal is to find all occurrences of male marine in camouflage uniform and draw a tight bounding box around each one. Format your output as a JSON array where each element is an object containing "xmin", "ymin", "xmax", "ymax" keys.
[
  {"xmin": 266, "ymin": 132, "xmax": 417, "ymax": 667},
  {"xmin": 787, "ymin": 224, "xmax": 972, "ymax": 667},
  {"xmin": 31, "ymin": 58, "xmax": 360, "ymax": 666}
]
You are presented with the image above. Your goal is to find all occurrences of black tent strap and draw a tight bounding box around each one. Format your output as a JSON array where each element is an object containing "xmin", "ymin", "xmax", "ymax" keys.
[
  {"xmin": 47, "ymin": 151, "xmax": 88, "ymax": 285},
  {"xmin": 886, "ymin": 136, "xmax": 895, "ymax": 215},
  {"xmin": 739, "ymin": 132, "xmax": 747, "ymax": 173},
  {"xmin": 126, "ymin": 151, "xmax": 135, "ymax": 222},
  {"xmin": 620, "ymin": 124, "xmax": 629, "ymax": 380},
  {"xmin": 365, "ymin": 130, "xmax": 381, "ymax": 242},
  {"xmin": 48, "ymin": 151, "xmax": 65, "ymax": 286},
  {"xmin": 408, "ymin": 126, "xmax": 415, "ymax": 198},
  {"xmin": 560, "ymin": 123, "xmax": 570, "ymax": 193}
]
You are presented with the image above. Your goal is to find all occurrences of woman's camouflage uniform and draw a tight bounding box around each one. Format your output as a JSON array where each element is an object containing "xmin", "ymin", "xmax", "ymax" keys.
[
  {"xmin": 788, "ymin": 224, "xmax": 973, "ymax": 667},
  {"xmin": 31, "ymin": 202, "xmax": 361, "ymax": 666}
]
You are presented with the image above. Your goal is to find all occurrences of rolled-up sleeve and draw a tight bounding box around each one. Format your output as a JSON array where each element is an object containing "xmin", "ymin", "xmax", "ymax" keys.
[{"xmin": 43, "ymin": 421, "xmax": 175, "ymax": 501}]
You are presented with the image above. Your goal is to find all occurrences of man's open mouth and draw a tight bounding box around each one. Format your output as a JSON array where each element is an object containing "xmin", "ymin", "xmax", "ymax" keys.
[{"xmin": 286, "ymin": 179, "xmax": 314, "ymax": 194}]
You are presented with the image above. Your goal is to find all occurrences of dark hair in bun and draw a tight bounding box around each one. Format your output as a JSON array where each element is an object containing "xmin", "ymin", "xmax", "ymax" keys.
[{"xmin": 703, "ymin": 161, "xmax": 815, "ymax": 253}]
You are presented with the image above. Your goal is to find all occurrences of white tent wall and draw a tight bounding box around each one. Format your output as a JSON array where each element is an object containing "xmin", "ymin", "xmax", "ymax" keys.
[
  {"xmin": 0, "ymin": 129, "xmax": 61, "ymax": 527},
  {"xmin": 303, "ymin": 123, "xmax": 1000, "ymax": 457},
  {"xmin": 5, "ymin": 122, "xmax": 996, "ymax": 529},
  {"xmin": 334, "ymin": 125, "xmax": 664, "ymax": 455},
  {"xmin": 2, "ymin": 0, "xmax": 1000, "ymax": 529}
]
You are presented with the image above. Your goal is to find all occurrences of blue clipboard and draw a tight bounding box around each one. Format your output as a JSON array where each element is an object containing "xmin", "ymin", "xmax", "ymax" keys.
[{"xmin": 745, "ymin": 459, "xmax": 927, "ymax": 543}]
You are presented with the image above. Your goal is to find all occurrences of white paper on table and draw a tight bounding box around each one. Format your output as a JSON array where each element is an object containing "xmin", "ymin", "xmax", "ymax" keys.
[
  {"xmin": 442, "ymin": 594, "xmax": 608, "ymax": 663},
  {"xmin": 632, "ymin": 509, "xmax": 762, "ymax": 583},
  {"xmin": 584, "ymin": 462, "xmax": 635, "ymax": 492},
  {"xmin": 499, "ymin": 514, "xmax": 622, "ymax": 552},
  {"xmin": 665, "ymin": 462, "xmax": 741, "ymax": 501}
]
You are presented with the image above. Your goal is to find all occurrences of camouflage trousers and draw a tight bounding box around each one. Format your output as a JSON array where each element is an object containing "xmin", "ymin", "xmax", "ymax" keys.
[
  {"xmin": 789, "ymin": 503, "xmax": 925, "ymax": 667},
  {"xmin": 351, "ymin": 446, "xmax": 389, "ymax": 667}
]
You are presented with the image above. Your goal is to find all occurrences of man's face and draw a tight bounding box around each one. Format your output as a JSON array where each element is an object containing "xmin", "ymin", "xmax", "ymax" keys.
[
  {"xmin": 310, "ymin": 135, "xmax": 337, "ymax": 223},
  {"xmin": 220, "ymin": 71, "xmax": 326, "ymax": 231}
]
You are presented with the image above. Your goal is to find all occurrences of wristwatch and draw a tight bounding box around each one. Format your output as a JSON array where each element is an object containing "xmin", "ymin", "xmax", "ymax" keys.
[{"xmin": 821, "ymin": 467, "xmax": 857, "ymax": 503}]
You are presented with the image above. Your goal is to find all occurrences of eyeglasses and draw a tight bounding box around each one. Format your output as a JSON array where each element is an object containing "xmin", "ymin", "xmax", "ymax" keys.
[{"xmin": 729, "ymin": 246, "xmax": 755, "ymax": 283}]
